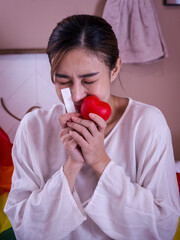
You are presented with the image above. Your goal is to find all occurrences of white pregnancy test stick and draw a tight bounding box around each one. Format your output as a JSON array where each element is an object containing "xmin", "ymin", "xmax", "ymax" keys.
[{"xmin": 61, "ymin": 88, "xmax": 76, "ymax": 113}]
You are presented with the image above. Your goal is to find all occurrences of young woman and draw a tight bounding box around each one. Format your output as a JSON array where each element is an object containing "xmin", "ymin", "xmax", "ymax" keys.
[{"xmin": 4, "ymin": 14, "xmax": 180, "ymax": 240}]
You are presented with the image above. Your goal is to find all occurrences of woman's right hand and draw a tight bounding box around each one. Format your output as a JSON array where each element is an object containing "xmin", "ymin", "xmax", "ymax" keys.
[
  {"xmin": 60, "ymin": 127, "xmax": 85, "ymax": 165},
  {"xmin": 59, "ymin": 113, "xmax": 84, "ymax": 192},
  {"xmin": 59, "ymin": 112, "xmax": 85, "ymax": 164}
]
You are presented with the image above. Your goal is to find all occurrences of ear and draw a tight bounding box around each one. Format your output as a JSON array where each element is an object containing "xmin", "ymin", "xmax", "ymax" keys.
[{"xmin": 110, "ymin": 58, "xmax": 122, "ymax": 83}]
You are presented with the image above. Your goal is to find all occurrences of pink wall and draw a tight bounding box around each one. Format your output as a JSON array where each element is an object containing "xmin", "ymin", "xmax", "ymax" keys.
[
  {"xmin": 111, "ymin": 1, "xmax": 180, "ymax": 160},
  {"xmin": 0, "ymin": 0, "xmax": 180, "ymax": 160},
  {"xmin": 0, "ymin": 0, "xmax": 106, "ymax": 49}
]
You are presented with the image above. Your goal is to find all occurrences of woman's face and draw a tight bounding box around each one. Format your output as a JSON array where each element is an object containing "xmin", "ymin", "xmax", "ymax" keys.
[{"xmin": 54, "ymin": 48, "xmax": 119, "ymax": 112}]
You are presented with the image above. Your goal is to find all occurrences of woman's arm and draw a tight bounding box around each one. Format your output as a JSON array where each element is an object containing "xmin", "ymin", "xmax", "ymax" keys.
[
  {"xmin": 4, "ymin": 115, "xmax": 86, "ymax": 240},
  {"xmin": 84, "ymin": 119, "xmax": 180, "ymax": 240}
]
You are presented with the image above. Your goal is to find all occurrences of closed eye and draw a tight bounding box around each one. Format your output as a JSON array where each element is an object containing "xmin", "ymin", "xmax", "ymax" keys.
[
  {"xmin": 83, "ymin": 80, "xmax": 97, "ymax": 85},
  {"xmin": 54, "ymin": 79, "xmax": 72, "ymax": 85},
  {"xmin": 59, "ymin": 81, "xmax": 72, "ymax": 85}
]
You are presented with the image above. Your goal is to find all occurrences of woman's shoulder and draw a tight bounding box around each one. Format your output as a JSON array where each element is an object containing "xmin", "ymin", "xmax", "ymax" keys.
[
  {"xmin": 18, "ymin": 103, "xmax": 65, "ymax": 131},
  {"xmin": 127, "ymin": 98, "xmax": 169, "ymax": 131}
]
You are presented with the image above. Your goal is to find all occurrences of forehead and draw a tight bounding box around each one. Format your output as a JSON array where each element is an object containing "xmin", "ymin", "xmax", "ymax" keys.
[{"xmin": 56, "ymin": 48, "xmax": 108, "ymax": 72}]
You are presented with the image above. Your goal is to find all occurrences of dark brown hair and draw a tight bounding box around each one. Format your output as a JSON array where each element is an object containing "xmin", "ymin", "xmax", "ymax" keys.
[{"xmin": 46, "ymin": 14, "xmax": 119, "ymax": 83}]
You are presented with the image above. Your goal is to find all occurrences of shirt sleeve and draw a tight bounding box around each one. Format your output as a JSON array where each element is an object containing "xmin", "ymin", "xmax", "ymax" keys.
[
  {"xmin": 85, "ymin": 115, "xmax": 180, "ymax": 240},
  {"xmin": 4, "ymin": 118, "xmax": 87, "ymax": 240}
]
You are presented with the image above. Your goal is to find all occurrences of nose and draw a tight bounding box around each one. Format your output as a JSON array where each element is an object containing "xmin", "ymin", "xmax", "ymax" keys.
[{"xmin": 71, "ymin": 83, "xmax": 86, "ymax": 103}]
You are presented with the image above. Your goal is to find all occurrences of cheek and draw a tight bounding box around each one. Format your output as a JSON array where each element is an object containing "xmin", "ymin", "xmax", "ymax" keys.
[
  {"xmin": 55, "ymin": 85, "xmax": 64, "ymax": 103},
  {"xmin": 93, "ymin": 81, "xmax": 111, "ymax": 101}
]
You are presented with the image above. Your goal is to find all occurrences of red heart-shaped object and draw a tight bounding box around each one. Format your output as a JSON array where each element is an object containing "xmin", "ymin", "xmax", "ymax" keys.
[{"xmin": 81, "ymin": 96, "xmax": 112, "ymax": 121}]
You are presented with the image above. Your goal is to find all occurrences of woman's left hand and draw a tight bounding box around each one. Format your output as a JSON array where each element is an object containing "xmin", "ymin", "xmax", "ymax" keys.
[{"xmin": 67, "ymin": 113, "xmax": 111, "ymax": 177}]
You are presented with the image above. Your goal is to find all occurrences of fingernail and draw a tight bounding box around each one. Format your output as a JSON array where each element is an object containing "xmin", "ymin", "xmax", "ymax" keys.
[
  {"xmin": 89, "ymin": 113, "xmax": 94, "ymax": 118},
  {"xmin": 71, "ymin": 116, "xmax": 78, "ymax": 121}
]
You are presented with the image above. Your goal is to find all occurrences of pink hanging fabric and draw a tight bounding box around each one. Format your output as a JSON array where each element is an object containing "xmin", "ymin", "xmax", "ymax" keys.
[{"xmin": 102, "ymin": 0, "xmax": 168, "ymax": 64}]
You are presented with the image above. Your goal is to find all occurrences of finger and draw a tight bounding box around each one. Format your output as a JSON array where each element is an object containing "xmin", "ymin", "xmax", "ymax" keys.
[
  {"xmin": 64, "ymin": 138, "xmax": 79, "ymax": 152},
  {"xmin": 67, "ymin": 121, "xmax": 93, "ymax": 142},
  {"xmin": 60, "ymin": 127, "xmax": 71, "ymax": 138},
  {"xmin": 60, "ymin": 128, "xmax": 79, "ymax": 151},
  {"xmin": 69, "ymin": 130, "xmax": 88, "ymax": 149},
  {"xmin": 59, "ymin": 112, "xmax": 81, "ymax": 128},
  {"xmin": 71, "ymin": 116, "xmax": 98, "ymax": 136},
  {"xmin": 60, "ymin": 130, "xmax": 72, "ymax": 144},
  {"xmin": 88, "ymin": 113, "xmax": 107, "ymax": 132}
]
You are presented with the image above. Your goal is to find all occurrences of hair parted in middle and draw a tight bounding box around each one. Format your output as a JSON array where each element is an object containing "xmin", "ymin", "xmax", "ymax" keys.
[{"xmin": 46, "ymin": 14, "xmax": 119, "ymax": 83}]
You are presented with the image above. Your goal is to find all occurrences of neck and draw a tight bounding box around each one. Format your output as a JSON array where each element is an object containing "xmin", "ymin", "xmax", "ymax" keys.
[{"xmin": 104, "ymin": 95, "xmax": 129, "ymax": 137}]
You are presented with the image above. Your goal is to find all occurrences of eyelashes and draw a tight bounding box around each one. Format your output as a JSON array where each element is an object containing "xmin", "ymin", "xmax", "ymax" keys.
[{"xmin": 55, "ymin": 80, "xmax": 97, "ymax": 85}]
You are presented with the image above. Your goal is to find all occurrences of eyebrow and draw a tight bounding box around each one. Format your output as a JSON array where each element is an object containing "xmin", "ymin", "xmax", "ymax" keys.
[{"xmin": 55, "ymin": 72, "xmax": 99, "ymax": 79}]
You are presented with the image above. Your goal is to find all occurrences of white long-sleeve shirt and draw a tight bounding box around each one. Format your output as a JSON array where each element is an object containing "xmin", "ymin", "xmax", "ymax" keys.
[{"xmin": 4, "ymin": 98, "xmax": 180, "ymax": 240}]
